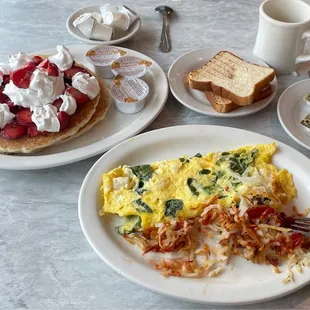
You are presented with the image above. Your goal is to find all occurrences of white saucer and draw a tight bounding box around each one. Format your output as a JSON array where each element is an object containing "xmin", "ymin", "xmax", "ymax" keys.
[
  {"xmin": 168, "ymin": 47, "xmax": 278, "ymax": 118},
  {"xmin": 278, "ymin": 79, "xmax": 310, "ymax": 150},
  {"xmin": 66, "ymin": 5, "xmax": 141, "ymax": 45}
]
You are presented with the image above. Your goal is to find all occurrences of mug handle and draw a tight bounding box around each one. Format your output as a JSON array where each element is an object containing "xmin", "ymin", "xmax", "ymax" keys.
[{"xmin": 296, "ymin": 30, "xmax": 310, "ymax": 64}]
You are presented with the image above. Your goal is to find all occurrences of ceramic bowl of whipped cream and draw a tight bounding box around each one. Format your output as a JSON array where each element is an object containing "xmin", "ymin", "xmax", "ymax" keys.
[
  {"xmin": 110, "ymin": 75, "xmax": 149, "ymax": 114},
  {"xmin": 66, "ymin": 4, "xmax": 141, "ymax": 45}
]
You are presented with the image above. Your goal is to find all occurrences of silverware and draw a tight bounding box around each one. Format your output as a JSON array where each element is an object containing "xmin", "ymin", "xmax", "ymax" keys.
[
  {"xmin": 290, "ymin": 217, "xmax": 310, "ymax": 237},
  {"xmin": 155, "ymin": 6, "xmax": 173, "ymax": 53}
]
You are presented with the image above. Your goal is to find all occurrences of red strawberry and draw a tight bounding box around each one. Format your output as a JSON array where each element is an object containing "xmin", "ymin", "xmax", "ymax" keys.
[
  {"xmin": 0, "ymin": 89, "xmax": 9, "ymax": 102},
  {"xmin": 66, "ymin": 87, "xmax": 88, "ymax": 105},
  {"xmin": 27, "ymin": 125, "xmax": 40, "ymax": 137},
  {"xmin": 5, "ymin": 101, "xmax": 18, "ymax": 113},
  {"xmin": 33, "ymin": 55, "xmax": 44, "ymax": 65},
  {"xmin": 47, "ymin": 63, "xmax": 59, "ymax": 77},
  {"xmin": 10, "ymin": 62, "xmax": 36, "ymax": 89},
  {"xmin": 38, "ymin": 58, "xmax": 49, "ymax": 69},
  {"xmin": 2, "ymin": 74, "xmax": 10, "ymax": 85},
  {"xmin": 15, "ymin": 109, "xmax": 34, "ymax": 126},
  {"xmin": 52, "ymin": 98, "xmax": 63, "ymax": 110},
  {"xmin": 63, "ymin": 65, "xmax": 88, "ymax": 80},
  {"xmin": 58, "ymin": 111, "xmax": 70, "ymax": 131},
  {"xmin": 0, "ymin": 122, "xmax": 27, "ymax": 140}
]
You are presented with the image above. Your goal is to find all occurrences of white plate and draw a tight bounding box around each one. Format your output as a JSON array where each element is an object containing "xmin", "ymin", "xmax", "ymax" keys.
[
  {"xmin": 168, "ymin": 47, "xmax": 278, "ymax": 118},
  {"xmin": 0, "ymin": 45, "xmax": 168, "ymax": 170},
  {"xmin": 66, "ymin": 5, "xmax": 141, "ymax": 45},
  {"xmin": 79, "ymin": 125, "xmax": 310, "ymax": 305},
  {"xmin": 278, "ymin": 79, "xmax": 310, "ymax": 150}
]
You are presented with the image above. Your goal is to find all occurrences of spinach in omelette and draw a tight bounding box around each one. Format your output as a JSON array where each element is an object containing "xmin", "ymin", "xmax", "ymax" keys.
[{"xmin": 99, "ymin": 143, "xmax": 296, "ymax": 234}]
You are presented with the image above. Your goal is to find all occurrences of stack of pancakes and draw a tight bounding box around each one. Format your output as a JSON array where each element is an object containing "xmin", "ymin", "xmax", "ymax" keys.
[{"xmin": 0, "ymin": 65, "xmax": 110, "ymax": 154}]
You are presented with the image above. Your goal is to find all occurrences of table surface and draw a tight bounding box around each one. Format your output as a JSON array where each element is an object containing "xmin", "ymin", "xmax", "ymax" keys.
[{"xmin": 1, "ymin": 0, "xmax": 310, "ymax": 309}]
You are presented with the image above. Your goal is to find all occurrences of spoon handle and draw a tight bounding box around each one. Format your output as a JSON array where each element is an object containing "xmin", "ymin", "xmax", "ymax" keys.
[{"xmin": 159, "ymin": 15, "xmax": 170, "ymax": 52}]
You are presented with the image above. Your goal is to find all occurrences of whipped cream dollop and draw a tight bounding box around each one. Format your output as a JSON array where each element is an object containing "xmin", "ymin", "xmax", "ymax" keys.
[
  {"xmin": 0, "ymin": 62, "xmax": 10, "ymax": 75},
  {"xmin": 59, "ymin": 94, "xmax": 77, "ymax": 115},
  {"xmin": 8, "ymin": 52, "xmax": 33, "ymax": 71},
  {"xmin": 72, "ymin": 72, "xmax": 99, "ymax": 99},
  {"xmin": 31, "ymin": 104, "xmax": 60, "ymax": 132},
  {"xmin": 0, "ymin": 104, "xmax": 15, "ymax": 129},
  {"xmin": 48, "ymin": 45, "xmax": 74, "ymax": 71},
  {"xmin": 3, "ymin": 69, "xmax": 65, "ymax": 108}
]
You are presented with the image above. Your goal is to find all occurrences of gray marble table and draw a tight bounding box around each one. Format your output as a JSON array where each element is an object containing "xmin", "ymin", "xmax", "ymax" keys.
[{"xmin": 1, "ymin": 0, "xmax": 310, "ymax": 309}]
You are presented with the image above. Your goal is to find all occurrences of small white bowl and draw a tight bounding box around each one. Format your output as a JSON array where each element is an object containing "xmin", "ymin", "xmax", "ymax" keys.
[{"xmin": 66, "ymin": 5, "xmax": 141, "ymax": 45}]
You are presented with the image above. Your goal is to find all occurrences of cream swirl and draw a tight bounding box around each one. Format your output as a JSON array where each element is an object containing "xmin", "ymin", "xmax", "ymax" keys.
[
  {"xmin": 72, "ymin": 72, "xmax": 99, "ymax": 99},
  {"xmin": 0, "ymin": 62, "xmax": 10, "ymax": 75},
  {"xmin": 3, "ymin": 69, "xmax": 65, "ymax": 108},
  {"xmin": 31, "ymin": 104, "xmax": 60, "ymax": 132},
  {"xmin": 8, "ymin": 52, "xmax": 33, "ymax": 71},
  {"xmin": 48, "ymin": 45, "xmax": 74, "ymax": 71},
  {"xmin": 0, "ymin": 104, "xmax": 15, "ymax": 129},
  {"xmin": 59, "ymin": 94, "xmax": 77, "ymax": 115}
]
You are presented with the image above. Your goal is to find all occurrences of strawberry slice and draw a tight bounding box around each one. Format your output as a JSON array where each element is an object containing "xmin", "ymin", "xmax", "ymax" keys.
[
  {"xmin": 58, "ymin": 111, "xmax": 70, "ymax": 131},
  {"xmin": 63, "ymin": 65, "xmax": 88, "ymax": 80},
  {"xmin": 0, "ymin": 122, "xmax": 27, "ymax": 139},
  {"xmin": 52, "ymin": 98, "xmax": 63, "ymax": 110},
  {"xmin": 5, "ymin": 101, "xmax": 18, "ymax": 113},
  {"xmin": 66, "ymin": 87, "xmax": 88, "ymax": 105},
  {"xmin": 27, "ymin": 125, "xmax": 40, "ymax": 137},
  {"xmin": 10, "ymin": 62, "xmax": 36, "ymax": 89},
  {"xmin": 33, "ymin": 55, "xmax": 44, "ymax": 65},
  {"xmin": 38, "ymin": 58, "xmax": 49, "ymax": 69},
  {"xmin": 15, "ymin": 109, "xmax": 34, "ymax": 126},
  {"xmin": 0, "ymin": 88, "xmax": 9, "ymax": 102},
  {"xmin": 47, "ymin": 63, "xmax": 59, "ymax": 77}
]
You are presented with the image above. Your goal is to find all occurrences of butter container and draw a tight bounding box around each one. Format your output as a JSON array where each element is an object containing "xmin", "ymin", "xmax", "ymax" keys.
[
  {"xmin": 73, "ymin": 13, "xmax": 94, "ymax": 39},
  {"xmin": 110, "ymin": 75, "xmax": 149, "ymax": 114},
  {"xmin": 86, "ymin": 46, "xmax": 127, "ymax": 79},
  {"xmin": 111, "ymin": 56, "xmax": 152, "ymax": 80}
]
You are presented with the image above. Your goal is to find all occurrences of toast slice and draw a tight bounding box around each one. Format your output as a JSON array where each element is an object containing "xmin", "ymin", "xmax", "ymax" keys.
[
  {"xmin": 205, "ymin": 84, "xmax": 273, "ymax": 113},
  {"xmin": 188, "ymin": 51, "xmax": 275, "ymax": 106}
]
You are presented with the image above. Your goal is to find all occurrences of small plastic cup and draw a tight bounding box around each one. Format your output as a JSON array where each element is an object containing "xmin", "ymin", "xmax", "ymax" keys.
[
  {"xmin": 90, "ymin": 21, "xmax": 113, "ymax": 41},
  {"xmin": 73, "ymin": 13, "xmax": 94, "ymax": 39},
  {"xmin": 103, "ymin": 11, "xmax": 130, "ymax": 31},
  {"xmin": 86, "ymin": 46, "xmax": 127, "ymax": 79},
  {"xmin": 110, "ymin": 75, "xmax": 149, "ymax": 114}
]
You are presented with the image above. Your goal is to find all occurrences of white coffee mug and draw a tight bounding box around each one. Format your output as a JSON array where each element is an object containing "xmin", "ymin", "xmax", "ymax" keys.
[{"xmin": 254, "ymin": 0, "xmax": 310, "ymax": 74}]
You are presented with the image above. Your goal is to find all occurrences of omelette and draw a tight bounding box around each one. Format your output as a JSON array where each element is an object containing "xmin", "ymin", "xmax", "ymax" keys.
[{"xmin": 99, "ymin": 143, "xmax": 296, "ymax": 234}]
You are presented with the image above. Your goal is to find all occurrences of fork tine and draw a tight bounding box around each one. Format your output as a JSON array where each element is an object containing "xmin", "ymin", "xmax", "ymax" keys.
[
  {"xmin": 291, "ymin": 229, "xmax": 310, "ymax": 238},
  {"xmin": 291, "ymin": 223, "xmax": 310, "ymax": 230},
  {"xmin": 294, "ymin": 217, "xmax": 310, "ymax": 221},
  {"xmin": 294, "ymin": 220, "xmax": 310, "ymax": 227}
]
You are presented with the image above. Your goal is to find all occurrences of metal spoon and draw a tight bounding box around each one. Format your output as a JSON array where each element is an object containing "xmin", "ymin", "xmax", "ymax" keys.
[{"xmin": 155, "ymin": 6, "xmax": 173, "ymax": 53}]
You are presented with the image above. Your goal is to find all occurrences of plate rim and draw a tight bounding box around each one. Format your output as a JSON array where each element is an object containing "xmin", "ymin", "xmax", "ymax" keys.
[
  {"xmin": 277, "ymin": 79, "xmax": 310, "ymax": 151},
  {"xmin": 167, "ymin": 47, "xmax": 278, "ymax": 118},
  {"xmin": 66, "ymin": 5, "xmax": 141, "ymax": 45},
  {"xmin": 0, "ymin": 44, "xmax": 168, "ymax": 170},
  {"xmin": 78, "ymin": 124, "xmax": 310, "ymax": 305}
]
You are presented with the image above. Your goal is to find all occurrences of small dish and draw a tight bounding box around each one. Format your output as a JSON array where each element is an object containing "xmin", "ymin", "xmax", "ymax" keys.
[
  {"xmin": 66, "ymin": 5, "xmax": 141, "ymax": 45},
  {"xmin": 278, "ymin": 79, "xmax": 310, "ymax": 151},
  {"xmin": 168, "ymin": 47, "xmax": 278, "ymax": 118}
]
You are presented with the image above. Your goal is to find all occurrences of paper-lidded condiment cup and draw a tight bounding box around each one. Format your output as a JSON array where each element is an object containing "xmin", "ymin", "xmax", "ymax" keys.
[
  {"xmin": 86, "ymin": 46, "xmax": 127, "ymax": 79},
  {"xmin": 110, "ymin": 75, "xmax": 149, "ymax": 114},
  {"xmin": 73, "ymin": 13, "xmax": 94, "ymax": 39},
  {"xmin": 111, "ymin": 56, "xmax": 152, "ymax": 80},
  {"xmin": 89, "ymin": 21, "xmax": 113, "ymax": 41},
  {"xmin": 103, "ymin": 11, "xmax": 130, "ymax": 31},
  {"xmin": 304, "ymin": 93, "xmax": 310, "ymax": 106}
]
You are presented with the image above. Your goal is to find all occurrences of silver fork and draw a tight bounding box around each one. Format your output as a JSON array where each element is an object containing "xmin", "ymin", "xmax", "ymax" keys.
[{"xmin": 290, "ymin": 217, "xmax": 310, "ymax": 237}]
